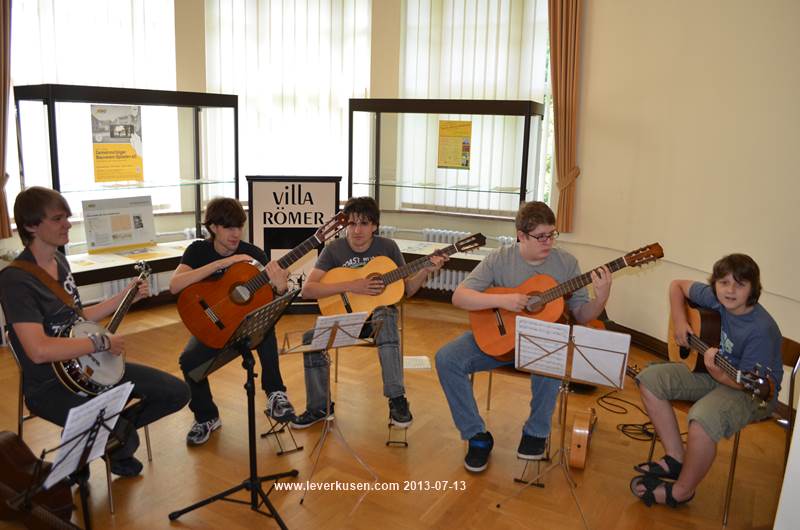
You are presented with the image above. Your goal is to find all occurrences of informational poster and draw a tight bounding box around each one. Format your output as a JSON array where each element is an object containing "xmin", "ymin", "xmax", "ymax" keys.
[
  {"xmin": 82, "ymin": 196, "xmax": 156, "ymax": 254},
  {"xmin": 91, "ymin": 104, "xmax": 144, "ymax": 182},
  {"xmin": 437, "ymin": 120, "xmax": 472, "ymax": 169},
  {"xmin": 248, "ymin": 176, "xmax": 341, "ymax": 305}
]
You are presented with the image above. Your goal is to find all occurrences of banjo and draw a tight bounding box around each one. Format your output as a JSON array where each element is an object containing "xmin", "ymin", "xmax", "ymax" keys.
[{"xmin": 53, "ymin": 261, "xmax": 151, "ymax": 396}]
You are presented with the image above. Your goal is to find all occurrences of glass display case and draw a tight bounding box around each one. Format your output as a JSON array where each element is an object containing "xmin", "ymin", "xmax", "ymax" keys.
[
  {"xmin": 13, "ymin": 84, "xmax": 239, "ymax": 286},
  {"xmin": 348, "ymin": 98, "xmax": 546, "ymax": 217}
]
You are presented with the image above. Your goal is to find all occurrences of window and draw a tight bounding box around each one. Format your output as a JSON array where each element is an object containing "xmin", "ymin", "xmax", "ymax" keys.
[
  {"xmin": 205, "ymin": 0, "xmax": 372, "ymax": 202},
  {"xmin": 398, "ymin": 0, "xmax": 552, "ymax": 215},
  {"xmin": 6, "ymin": 0, "xmax": 178, "ymax": 218}
]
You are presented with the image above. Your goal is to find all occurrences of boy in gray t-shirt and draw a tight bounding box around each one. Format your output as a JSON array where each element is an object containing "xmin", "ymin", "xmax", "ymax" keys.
[
  {"xmin": 292, "ymin": 197, "xmax": 446, "ymax": 429},
  {"xmin": 436, "ymin": 201, "xmax": 612, "ymax": 473}
]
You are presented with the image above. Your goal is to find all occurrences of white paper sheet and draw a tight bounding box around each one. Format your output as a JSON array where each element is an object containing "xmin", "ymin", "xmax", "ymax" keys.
[
  {"xmin": 44, "ymin": 382, "xmax": 134, "ymax": 489},
  {"xmin": 571, "ymin": 325, "xmax": 631, "ymax": 389},
  {"xmin": 515, "ymin": 316, "xmax": 571, "ymax": 379},
  {"xmin": 310, "ymin": 312, "xmax": 369, "ymax": 349}
]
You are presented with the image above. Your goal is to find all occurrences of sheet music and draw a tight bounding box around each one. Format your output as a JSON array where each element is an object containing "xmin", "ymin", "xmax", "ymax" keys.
[
  {"xmin": 310, "ymin": 312, "xmax": 369, "ymax": 349},
  {"xmin": 515, "ymin": 316, "xmax": 571, "ymax": 378},
  {"xmin": 44, "ymin": 382, "xmax": 134, "ymax": 489},
  {"xmin": 571, "ymin": 325, "xmax": 631, "ymax": 389}
]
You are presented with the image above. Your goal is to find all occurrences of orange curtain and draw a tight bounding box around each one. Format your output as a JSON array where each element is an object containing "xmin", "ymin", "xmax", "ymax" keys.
[
  {"xmin": 549, "ymin": 0, "xmax": 583, "ymax": 233},
  {"xmin": 0, "ymin": 0, "xmax": 11, "ymax": 239}
]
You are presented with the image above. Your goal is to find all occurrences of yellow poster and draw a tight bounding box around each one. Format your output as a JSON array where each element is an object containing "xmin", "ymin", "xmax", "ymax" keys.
[
  {"xmin": 91, "ymin": 105, "xmax": 144, "ymax": 182},
  {"xmin": 437, "ymin": 120, "xmax": 472, "ymax": 170}
]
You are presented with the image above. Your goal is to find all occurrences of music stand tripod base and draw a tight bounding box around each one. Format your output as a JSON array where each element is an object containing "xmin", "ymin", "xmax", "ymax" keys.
[{"xmin": 169, "ymin": 290, "xmax": 301, "ymax": 529}]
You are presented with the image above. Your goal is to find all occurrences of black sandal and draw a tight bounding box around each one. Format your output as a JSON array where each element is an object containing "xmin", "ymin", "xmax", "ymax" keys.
[
  {"xmin": 629, "ymin": 474, "xmax": 694, "ymax": 508},
  {"xmin": 633, "ymin": 454, "xmax": 682, "ymax": 480}
]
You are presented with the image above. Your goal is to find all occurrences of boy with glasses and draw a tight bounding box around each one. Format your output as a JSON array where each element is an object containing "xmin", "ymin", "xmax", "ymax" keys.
[
  {"xmin": 630, "ymin": 254, "xmax": 782, "ymax": 507},
  {"xmin": 435, "ymin": 201, "xmax": 612, "ymax": 472}
]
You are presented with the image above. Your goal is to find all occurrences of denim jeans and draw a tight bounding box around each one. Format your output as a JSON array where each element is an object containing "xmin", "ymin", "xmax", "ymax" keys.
[
  {"xmin": 302, "ymin": 305, "xmax": 404, "ymax": 412},
  {"xmin": 435, "ymin": 331, "xmax": 560, "ymax": 441},
  {"xmin": 179, "ymin": 328, "xmax": 285, "ymax": 423}
]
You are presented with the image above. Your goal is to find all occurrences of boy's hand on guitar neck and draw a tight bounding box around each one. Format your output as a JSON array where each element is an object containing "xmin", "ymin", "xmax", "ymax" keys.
[
  {"xmin": 423, "ymin": 254, "xmax": 448, "ymax": 273},
  {"xmin": 265, "ymin": 261, "xmax": 289, "ymax": 293},
  {"xmin": 128, "ymin": 278, "xmax": 151, "ymax": 304},
  {"xmin": 589, "ymin": 266, "xmax": 613, "ymax": 303}
]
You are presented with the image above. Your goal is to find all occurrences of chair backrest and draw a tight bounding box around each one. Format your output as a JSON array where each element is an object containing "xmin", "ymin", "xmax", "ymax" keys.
[{"xmin": 781, "ymin": 337, "xmax": 800, "ymax": 463}]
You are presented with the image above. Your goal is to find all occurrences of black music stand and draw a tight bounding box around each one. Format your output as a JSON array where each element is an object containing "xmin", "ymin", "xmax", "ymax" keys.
[
  {"xmin": 12, "ymin": 398, "xmax": 131, "ymax": 530},
  {"xmin": 169, "ymin": 289, "xmax": 301, "ymax": 529}
]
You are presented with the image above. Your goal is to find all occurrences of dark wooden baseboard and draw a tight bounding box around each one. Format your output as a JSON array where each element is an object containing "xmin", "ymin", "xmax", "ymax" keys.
[{"xmin": 605, "ymin": 320, "xmax": 668, "ymax": 360}]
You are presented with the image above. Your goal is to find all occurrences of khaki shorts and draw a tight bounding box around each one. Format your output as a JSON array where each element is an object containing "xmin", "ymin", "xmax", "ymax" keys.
[{"xmin": 636, "ymin": 362, "xmax": 773, "ymax": 443}]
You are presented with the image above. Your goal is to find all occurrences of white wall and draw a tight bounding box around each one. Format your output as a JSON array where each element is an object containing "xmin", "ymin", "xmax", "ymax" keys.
[{"xmin": 572, "ymin": 0, "xmax": 800, "ymax": 345}]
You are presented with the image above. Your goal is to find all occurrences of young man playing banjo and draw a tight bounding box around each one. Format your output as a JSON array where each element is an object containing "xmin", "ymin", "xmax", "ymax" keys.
[{"xmin": 0, "ymin": 187, "xmax": 189, "ymax": 477}]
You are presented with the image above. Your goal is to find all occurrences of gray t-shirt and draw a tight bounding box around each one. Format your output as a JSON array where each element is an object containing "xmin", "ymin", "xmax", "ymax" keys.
[
  {"xmin": 314, "ymin": 236, "xmax": 406, "ymax": 271},
  {"xmin": 689, "ymin": 282, "xmax": 783, "ymax": 392},
  {"xmin": 0, "ymin": 248, "xmax": 84, "ymax": 392},
  {"xmin": 462, "ymin": 244, "xmax": 589, "ymax": 314}
]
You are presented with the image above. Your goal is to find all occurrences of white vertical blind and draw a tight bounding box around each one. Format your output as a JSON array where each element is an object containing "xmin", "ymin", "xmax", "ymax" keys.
[
  {"xmin": 205, "ymin": 0, "xmax": 372, "ymax": 201},
  {"xmin": 399, "ymin": 0, "xmax": 550, "ymax": 215},
  {"xmin": 6, "ymin": 0, "xmax": 179, "ymax": 217}
]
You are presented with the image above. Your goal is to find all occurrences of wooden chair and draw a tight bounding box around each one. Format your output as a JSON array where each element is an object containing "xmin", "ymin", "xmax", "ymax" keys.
[
  {"xmin": 645, "ymin": 336, "xmax": 800, "ymax": 527},
  {"xmin": 5, "ymin": 329, "xmax": 153, "ymax": 514}
]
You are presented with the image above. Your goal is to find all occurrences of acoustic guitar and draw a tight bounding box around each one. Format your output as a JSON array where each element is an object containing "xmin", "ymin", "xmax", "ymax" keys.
[
  {"xmin": 318, "ymin": 234, "xmax": 486, "ymax": 316},
  {"xmin": 54, "ymin": 261, "xmax": 150, "ymax": 396},
  {"xmin": 668, "ymin": 301, "xmax": 773, "ymax": 402},
  {"xmin": 470, "ymin": 243, "xmax": 664, "ymax": 359},
  {"xmin": 0, "ymin": 431, "xmax": 78, "ymax": 530},
  {"xmin": 178, "ymin": 212, "xmax": 348, "ymax": 348}
]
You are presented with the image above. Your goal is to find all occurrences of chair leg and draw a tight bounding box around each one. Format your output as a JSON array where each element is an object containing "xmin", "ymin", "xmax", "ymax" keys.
[
  {"xmin": 487, "ymin": 370, "xmax": 493, "ymax": 411},
  {"xmin": 722, "ymin": 431, "xmax": 741, "ymax": 527},
  {"xmin": 144, "ymin": 425, "xmax": 152, "ymax": 462},
  {"xmin": 17, "ymin": 383, "xmax": 24, "ymax": 439},
  {"xmin": 104, "ymin": 456, "xmax": 115, "ymax": 514}
]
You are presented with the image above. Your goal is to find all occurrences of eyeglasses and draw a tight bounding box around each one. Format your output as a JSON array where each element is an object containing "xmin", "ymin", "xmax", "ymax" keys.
[{"xmin": 526, "ymin": 230, "xmax": 559, "ymax": 243}]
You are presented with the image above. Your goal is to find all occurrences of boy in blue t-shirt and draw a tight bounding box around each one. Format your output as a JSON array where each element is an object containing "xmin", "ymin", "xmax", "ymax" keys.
[{"xmin": 632, "ymin": 254, "xmax": 782, "ymax": 507}]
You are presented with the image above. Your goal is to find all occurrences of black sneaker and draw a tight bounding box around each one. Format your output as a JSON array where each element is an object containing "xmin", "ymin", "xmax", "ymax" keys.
[
  {"xmin": 290, "ymin": 403, "xmax": 334, "ymax": 429},
  {"xmin": 186, "ymin": 417, "xmax": 222, "ymax": 446},
  {"xmin": 517, "ymin": 433, "xmax": 547, "ymax": 460},
  {"xmin": 266, "ymin": 390, "xmax": 296, "ymax": 422},
  {"xmin": 388, "ymin": 396, "xmax": 413, "ymax": 428},
  {"xmin": 464, "ymin": 431, "xmax": 494, "ymax": 472},
  {"xmin": 109, "ymin": 456, "xmax": 143, "ymax": 477}
]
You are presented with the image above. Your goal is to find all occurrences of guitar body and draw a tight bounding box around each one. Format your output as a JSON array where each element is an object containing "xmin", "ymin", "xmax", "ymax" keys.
[
  {"xmin": 318, "ymin": 256, "xmax": 406, "ymax": 316},
  {"xmin": 54, "ymin": 321, "xmax": 125, "ymax": 395},
  {"xmin": 668, "ymin": 303, "xmax": 720, "ymax": 373},
  {"xmin": 568, "ymin": 408, "xmax": 597, "ymax": 469},
  {"xmin": 469, "ymin": 274, "xmax": 564, "ymax": 359},
  {"xmin": 177, "ymin": 261, "xmax": 276, "ymax": 349},
  {"xmin": 0, "ymin": 431, "xmax": 74, "ymax": 529}
]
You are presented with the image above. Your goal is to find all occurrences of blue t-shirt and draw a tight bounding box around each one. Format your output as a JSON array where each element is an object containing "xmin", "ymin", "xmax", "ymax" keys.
[{"xmin": 689, "ymin": 282, "xmax": 783, "ymax": 393}]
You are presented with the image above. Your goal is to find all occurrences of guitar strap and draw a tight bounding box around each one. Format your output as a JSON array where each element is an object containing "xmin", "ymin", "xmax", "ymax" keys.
[{"xmin": 6, "ymin": 260, "xmax": 86, "ymax": 319}]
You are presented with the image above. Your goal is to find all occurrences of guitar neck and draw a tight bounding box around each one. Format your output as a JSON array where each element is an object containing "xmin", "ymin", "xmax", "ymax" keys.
[
  {"xmin": 686, "ymin": 334, "xmax": 741, "ymax": 383},
  {"xmin": 381, "ymin": 243, "xmax": 459, "ymax": 285},
  {"xmin": 107, "ymin": 275, "xmax": 145, "ymax": 333},
  {"xmin": 539, "ymin": 257, "xmax": 627, "ymax": 304},
  {"xmin": 240, "ymin": 234, "xmax": 322, "ymax": 293}
]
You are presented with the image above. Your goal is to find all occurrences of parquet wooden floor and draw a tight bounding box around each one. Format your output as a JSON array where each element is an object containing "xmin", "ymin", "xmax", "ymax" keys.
[{"xmin": 0, "ymin": 299, "xmax": 787, "ymax": 529}]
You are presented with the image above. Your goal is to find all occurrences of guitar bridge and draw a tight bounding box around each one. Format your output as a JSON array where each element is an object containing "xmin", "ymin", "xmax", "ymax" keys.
[
  {"xmin": 200, "ymin": 299, "xmax": 225, "ymax": 330},
  {"xmin": 494, "ymin": 309, "xmax": 507, "ymax": 336}
]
